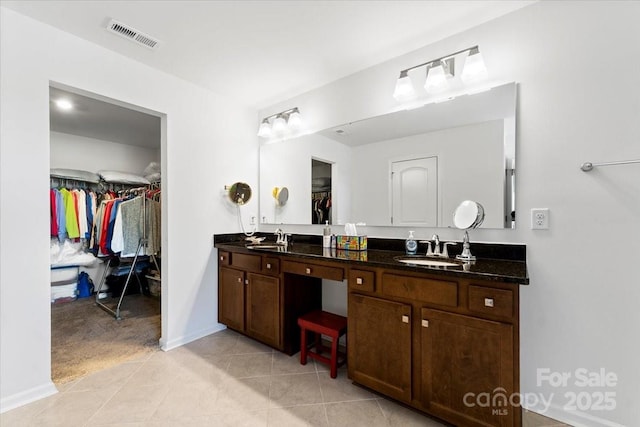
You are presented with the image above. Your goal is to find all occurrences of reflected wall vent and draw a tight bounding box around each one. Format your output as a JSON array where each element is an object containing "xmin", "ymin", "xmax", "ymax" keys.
[{"xmin": 106, "ymin": 19, "xmax": 160, "ymax": 50}]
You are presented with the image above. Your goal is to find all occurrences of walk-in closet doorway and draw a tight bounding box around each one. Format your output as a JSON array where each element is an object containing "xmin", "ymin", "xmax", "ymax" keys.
[{"xmin": 48, "ymin": 82, "xmax": 167, "ymax": 385}]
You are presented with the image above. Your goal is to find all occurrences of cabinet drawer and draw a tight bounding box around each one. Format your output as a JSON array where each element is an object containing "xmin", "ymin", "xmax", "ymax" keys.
[
  {"xmin": 382, "ymin": 273, "xmax": 458, "ymax": 307},
  {"xmin": 232, "ymin": 253, "xmax": 262, "ymax": 272},
  {"xmin": 282, "ymin": 260, "xmax": 344, "ymax": 281},
  {"xmin": 218, "ymin": 250, "xmax": 230, "ymax": 266},
  {"xmin": 349, "ymin": 269, "xmax": 375, "ymax": 292},
  {"xmin": 468, "ymin": 285, "xmax": 514, "ymax": 318},
  {"xmin": 262, "ymin": 257, "xmax": 280, "ymax": 275}
]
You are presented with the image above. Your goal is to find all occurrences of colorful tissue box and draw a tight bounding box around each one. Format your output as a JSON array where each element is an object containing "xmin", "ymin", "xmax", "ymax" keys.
[
  {"xmin": 336, "ymin": 235, "xmax": 367, "ymax": 251},
  {"xmin": 336, "ymin": 249, "xmax": 368, "ymax": 261}
]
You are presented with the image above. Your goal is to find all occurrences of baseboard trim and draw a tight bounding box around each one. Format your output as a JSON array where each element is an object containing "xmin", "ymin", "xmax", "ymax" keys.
[
  {"xmin": 0, "ymin": 381, "xmax": 58, "ymax": 414},
  {"xmin": 524, "ymin": 402, "xmax": 626, "ymax": 427},
  {"xmin": 160, "ymin": 323, "xmax": 226, "ymax": 351}
]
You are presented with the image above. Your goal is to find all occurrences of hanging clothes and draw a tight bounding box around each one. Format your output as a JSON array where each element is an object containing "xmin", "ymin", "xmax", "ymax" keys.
[
  {"xmin": 91, "ymin": 193, "xmax": 161, "ymax": 258},
  {"xmin": 59, "ymin": 188, "xmax": 80, "ymax": 239},
  {"xmin": 50, "ymin": 189, "xmax": 58, "ymax": 237}
]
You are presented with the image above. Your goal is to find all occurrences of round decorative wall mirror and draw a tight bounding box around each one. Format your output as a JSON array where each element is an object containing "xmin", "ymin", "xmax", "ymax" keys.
[
  {"xmin": 272, "ymin": 187, "xmax": 289, "ymax": 206},
  {"xmin": 453, "ymin": 200, "xmax": 485, "ymax": 230},
  {"xmin": 228, "ymin": 182, "xmax": 252, "ymax": 205}
]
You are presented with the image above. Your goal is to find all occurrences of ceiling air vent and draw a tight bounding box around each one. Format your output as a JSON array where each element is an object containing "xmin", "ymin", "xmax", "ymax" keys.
[{"xmin": 106, "ymin": 19, "xmax": 160, "ymax": 50}]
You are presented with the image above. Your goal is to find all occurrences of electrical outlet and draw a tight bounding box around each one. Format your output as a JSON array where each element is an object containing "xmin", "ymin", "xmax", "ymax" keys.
[{"xmin": 531, "ymin": 208, "xmax": 549, "ymax": 230}]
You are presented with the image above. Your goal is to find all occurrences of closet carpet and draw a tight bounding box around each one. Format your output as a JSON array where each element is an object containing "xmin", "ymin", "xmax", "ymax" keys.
[{"xmin": 51, "ymin": 294, "xmax": 161, "ymax": 384}]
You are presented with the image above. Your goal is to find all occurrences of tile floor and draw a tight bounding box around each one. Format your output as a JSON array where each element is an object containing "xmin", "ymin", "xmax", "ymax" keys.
[{"xmin": 1, "ymin": 329, "xmax": 568, "ymax": 426}]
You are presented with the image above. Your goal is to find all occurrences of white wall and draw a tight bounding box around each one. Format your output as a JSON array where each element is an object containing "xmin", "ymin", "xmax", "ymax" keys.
[
  {"xmin": 0, "ymin": 7, "xmax": 257, "ymax": 411},
  {"xmin": 258, "ymin": 2, "xmax": 640, "ymax": 426},
  {"xmin": 50, "ymin": 131, "xmax": 160, "ymax": 176},
  {"xmin": 259, "ymin": 133, "xmax": 351, "ymax": 225}
]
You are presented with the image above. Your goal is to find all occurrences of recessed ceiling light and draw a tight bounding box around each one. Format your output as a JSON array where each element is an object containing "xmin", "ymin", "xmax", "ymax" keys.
[{"xmin": 55, "ymin": 99, "xmax": 73, "ymax": 111}]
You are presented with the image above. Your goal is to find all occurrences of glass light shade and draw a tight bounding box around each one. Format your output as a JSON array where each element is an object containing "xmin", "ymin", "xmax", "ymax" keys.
[
  {"xmin": 424, "ymin": 63, "xmax": 448, "ymax": 93},
  {"xmin": 257, "ymin": 120, "xmax": 272, "ymax": 138},
  {"xmin": 461, "ymin": 50, "xmax": 488, "ymax": 84},
  {"xmin": 393, "ymin": 73, "xmax": 415, "ymax": 101},
  {"xmin": 272, "ymin": 116, "xmax": 287, "ymax": 136},
  {"xmin": 287, "ymin": 110, "xmax": 302, "ymax": 130}
]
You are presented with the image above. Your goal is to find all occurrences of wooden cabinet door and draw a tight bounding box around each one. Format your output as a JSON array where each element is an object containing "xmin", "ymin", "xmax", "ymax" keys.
[
  {"xmin": 348, "ymin": 293, "xmax": 412, "ymax": 402},
  {"xmin": 246, "ymin": 273, "xmax": 280, "ymax": 348},
  {"xmin": 421, "ymin": 308, "xmax": 515, "ymax": 427},
  {"xmin": 219, "ymin": 267, "xmax": 245, "ymax": 331}
]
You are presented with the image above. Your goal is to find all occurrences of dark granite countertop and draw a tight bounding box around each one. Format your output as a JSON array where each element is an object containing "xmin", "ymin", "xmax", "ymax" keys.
[{"xmin": 214, "ymin": 233, "xmax": 528, "ymax": 285}]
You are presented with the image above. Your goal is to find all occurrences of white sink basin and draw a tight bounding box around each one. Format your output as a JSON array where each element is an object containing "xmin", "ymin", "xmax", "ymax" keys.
[
  {"xmin": 246, "ymin": 244, "xmax": 283, "ymax": 249},
  {"xmin": 396, "ymin": 258, "xmax": 461, "ymax": 267}
]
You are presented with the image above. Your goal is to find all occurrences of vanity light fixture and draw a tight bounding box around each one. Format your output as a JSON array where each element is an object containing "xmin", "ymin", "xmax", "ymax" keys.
[
  {"xmin": 257, "ymin": 107, "xmax": 303, "ymax": 139},
  {"xmin": 257, "ymin": 118, "xmax": 272, "ymax": 138},
  {"xmin": 392, "ymin": 70, "xmax": 414, "ymax": 102},
  {"xmin": 392, "ymin": 45, "xmax": 487, "ymax": 101},
  {"xmin": 460, "ymin": 46, "xmax": 488, "ymax": 84},
  {"xmin": 271, "ymin": 115, "xmax": 287, "ymax": 136},
  {"xmin": 424, "ymin": 59, "xmax": 454, "ymax": 93},
  {"xmin": 287, "ymin": 109, "xmax": 302, "ymax": 130}
]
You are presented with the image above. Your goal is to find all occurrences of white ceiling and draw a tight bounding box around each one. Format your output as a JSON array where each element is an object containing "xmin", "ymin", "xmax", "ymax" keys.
[
  {"xmin": 3, "ymin": 0, "xmax": 534, "ymax": 109},
  {"xmin": 318, "ymin": 82, "xmax": 515, "ymax": 146},
  {"xmin": 50, "ymin": 86, "xmax": 161, "ymax": 148}
]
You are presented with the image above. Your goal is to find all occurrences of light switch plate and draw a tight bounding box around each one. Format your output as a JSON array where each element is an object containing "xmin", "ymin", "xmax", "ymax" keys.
[{"xmin": 531, "ymin": 208, "xmax": 549, "ymax": 230}]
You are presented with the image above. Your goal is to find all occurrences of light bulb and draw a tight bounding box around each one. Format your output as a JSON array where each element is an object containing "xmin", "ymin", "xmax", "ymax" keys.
[
  {"xmin": 393, "ymin": 71, "xmax": 415, "ymax": 102},
  {"xmin": 461, "ymin": 48, "xmax": 488, "ymax": 84},
  {"xmin": 424, "ymin": 61, "xmax": 448, "ymax": 93},
  {"xmin": 257, "ymin": 119, "xmax": 272, "ymax": 138},
  {"xmin": 287, "ymin": 110, "xmax": 302, "ymax": 130},
  {"xmin": 272, "ymin": 115, "xmax": 287, "ymax": 136},
  {"xmin": 55, "ymin": 99, "xmax": 73, "ymax": 111}
]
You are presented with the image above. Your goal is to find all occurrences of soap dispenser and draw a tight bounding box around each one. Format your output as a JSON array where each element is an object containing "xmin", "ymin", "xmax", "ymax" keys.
[
  {"xmin": 323, "ymin": 221, "xmax": 332, "ymax": 248},
  {"xmin": 405, "ymin": 231, "xmax": 418, "ymax": 255}
]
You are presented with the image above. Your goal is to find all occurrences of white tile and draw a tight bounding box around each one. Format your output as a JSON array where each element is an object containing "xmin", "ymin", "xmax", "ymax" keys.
[
  {"xmin": 325, "ymin": 400, "xmax": 388, "ymax": 427},
  {"xmin": 4, "ymin": 332, "xmax": 561, "ymax": 427},
  {"xmin": 268, "ymin": 404, "xmax": 329, "ymax": 426},
  {"xmin": 88, "ymin": 383, "xmax": 170, "ymax": 424},
  {"xmin": 270, "ymin": 373, "xmax": 324, "ymax": 408},
  {"xmin": 227, "ymin": 352, "xmax": 273, "ymax": 378}
]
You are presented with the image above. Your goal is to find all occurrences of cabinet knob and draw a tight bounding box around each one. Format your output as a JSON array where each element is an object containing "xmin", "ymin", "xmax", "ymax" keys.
[
  {"xmin": 266, "ymin": 263, "xmax": 272, "ymax": 269},
  {"xmin": 220, "ymin": 256, "xmax": 225, "ymax": 261},
  {"xmin": 245, "ymin": 279, "xmax": 249, "ymax": 285},
  {"xmin": 305, "ymin": 267, "xmax": 312, "ymax": 274},
  {"xmin": 356, "ymin": 277, "xmax": 363, "ymax": 285},
  {"xmin": 401, "ymin": 315, "xmax": 410, "ymax": 324},
  {"xmin": 421, "ymin": 319, "xmax": 429, "ymax": 328},
  {"xmin": 237, "ymin": 277, "xmax": 242, "ymax": 283},
  {"xmin": 484, "ymin": 298, "xmax": 495, "ymax": 308}
]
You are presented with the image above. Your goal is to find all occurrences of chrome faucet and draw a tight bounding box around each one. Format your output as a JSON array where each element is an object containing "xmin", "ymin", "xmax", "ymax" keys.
[
  {"xmin": 431, "ymin": 234, "xmax": 440, "ymax": 255},
  {"xmin": 274, "ymin": 228, "xmax": 288, "ymax": 245},
  {"xmin": 425, "ymin": 234, "xmax": 456, "ymax": 258}
]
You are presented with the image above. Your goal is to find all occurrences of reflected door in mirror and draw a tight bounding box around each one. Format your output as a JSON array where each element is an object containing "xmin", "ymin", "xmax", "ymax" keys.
[
  {"xmin": 312, "ymin": 159, "xmax": 332, "ymax": 224},
  {"xmin": 391, "ymin": 157, "xmax": 437, "ymax": 227}
]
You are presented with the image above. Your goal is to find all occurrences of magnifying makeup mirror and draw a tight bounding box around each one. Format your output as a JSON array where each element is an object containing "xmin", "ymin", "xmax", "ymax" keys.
[
  {"xmin": 453, "ymin": 200, "xmax": 485, "ymax": 229},
  {"xmin": 228, "ymin": 182, "xmax": 252, "ymax": 205},
  {"xmin": 453, "ymin": 200, "xmax": 485, "ymax": 261},
  {"xmin": 272, "ymin": 187, "xmax": 289, "ymax": 206}
]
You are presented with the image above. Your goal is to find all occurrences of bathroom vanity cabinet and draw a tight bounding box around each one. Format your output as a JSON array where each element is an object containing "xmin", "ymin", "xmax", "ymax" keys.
[
  {"xmin": 218, "ymin": 250, "xmax": 284, "ymax": 348},
  {"xmin": 217, "ymin": 250, "xmax": 323, "ymax": 353},
  {"xmin": 215, "ymin": 239, "xmax": 526, "ymax": 427},
  {"xmin": 348, "ymin": 268, "xmax": 519, "ymax": 427}
]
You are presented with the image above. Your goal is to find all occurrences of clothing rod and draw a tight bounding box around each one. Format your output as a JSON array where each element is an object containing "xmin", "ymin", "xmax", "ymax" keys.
[{"xmin": 580, "ymin": 159, "xmax": 640, "ymax": 172}]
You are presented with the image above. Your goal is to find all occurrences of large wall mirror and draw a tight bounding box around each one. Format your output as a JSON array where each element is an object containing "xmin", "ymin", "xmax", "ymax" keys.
[{"xmin": 259, "ymin": 81, "xmax": 517, "ymax": 229}]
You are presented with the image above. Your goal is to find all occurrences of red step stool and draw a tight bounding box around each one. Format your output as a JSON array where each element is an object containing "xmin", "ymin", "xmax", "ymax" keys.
[{"xmin": 298, "ymin": 310, "xmax": 347, "ymax": 378}]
